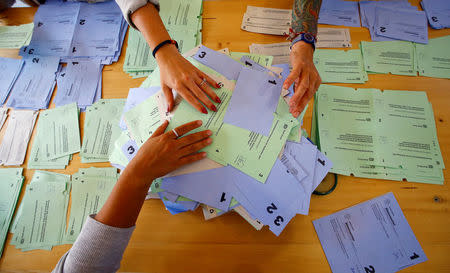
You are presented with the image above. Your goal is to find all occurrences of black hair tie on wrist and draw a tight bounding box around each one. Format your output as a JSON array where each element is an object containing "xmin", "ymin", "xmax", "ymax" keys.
[{"xmin": 152, "ymin": 39, "xmax": 179, "ymax": 58}]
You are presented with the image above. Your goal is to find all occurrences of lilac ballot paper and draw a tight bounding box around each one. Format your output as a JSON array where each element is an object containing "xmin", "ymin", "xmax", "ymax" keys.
[{"xmin": 313, "ymin": 192, "xmax": 427, "ymax": 273}]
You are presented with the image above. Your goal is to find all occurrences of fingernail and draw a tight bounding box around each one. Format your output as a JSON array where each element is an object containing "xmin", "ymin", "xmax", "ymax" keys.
[
  {"xmin": 201, "ymin": 152, "xmax": 207, "ymax": 157},
  {"xmin": 293, "ymin": 111, "xmax": 300, "ymax": 118},
  {"xmin": 211, "ymin": 105, "xmax": 217, "ymax": 112},
  {"xmin": 216, "ymin": 83, "xmax": 221, "ymax": 88},
  {"xmin": 207, "ymin": 130, "xmax": 212, "ymax": 135},
  {"xmin": 206, "ymin": 138, "xmax": 212, "ymax": 144},
  {"xmin": 201, "ymin": 107, "xmax": 208, "ymax": 114},
  {"xmin": 197, "ymin": 120, "xmax": 203, "ymax": 125},
  {"xmin": 215, "ymin": 97, "xmax": 221, "ymax": 103}
]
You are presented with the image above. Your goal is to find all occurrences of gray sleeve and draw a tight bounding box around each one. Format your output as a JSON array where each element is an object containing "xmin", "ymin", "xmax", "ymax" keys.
[
  {"xmin": 115, "ymin": 0, "xmax": 160, "ymax": 29},
  {"xmin": 52, "ymin": 215, "xmax": 135, "ymax": 273}
]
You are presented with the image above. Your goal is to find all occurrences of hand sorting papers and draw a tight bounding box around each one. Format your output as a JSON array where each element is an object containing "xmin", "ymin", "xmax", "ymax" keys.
[
  {"xmin": 314, "ymin": 192, "xmax": 427, "ymax": 273},
  {"xmin": 312, "ymin": 85, "xmax": 444, "ymax": 184}
]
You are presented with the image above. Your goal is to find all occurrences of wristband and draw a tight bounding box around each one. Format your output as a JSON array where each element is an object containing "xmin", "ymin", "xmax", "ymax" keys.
[{"xmin": 152, "ymin": 39, "xmax": 179, "ymax": 58}]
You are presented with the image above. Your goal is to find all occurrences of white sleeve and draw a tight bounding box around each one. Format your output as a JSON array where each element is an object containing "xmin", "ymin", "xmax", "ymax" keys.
[
  {"xmin": 52, "ymin": 215, "xmax": 135, "ymax": 273},
  {"xmin": 115, "ymin": 0, "xmax": 160, "ymax": 29}
]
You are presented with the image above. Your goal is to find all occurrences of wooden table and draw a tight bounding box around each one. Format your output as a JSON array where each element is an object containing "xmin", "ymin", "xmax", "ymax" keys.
[{"xmin": 0, "ymin": 1, "xmax": 449, "ymax": 272}]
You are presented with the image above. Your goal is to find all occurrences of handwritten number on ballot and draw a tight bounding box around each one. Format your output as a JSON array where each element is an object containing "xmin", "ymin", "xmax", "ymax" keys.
[
  {"xmin": 266, "ymin": 203, "xmax": 277, "ymax": 214},
  {"xmin": 198, "ymin": 51, "xmax": 206, "ymax": 58}
]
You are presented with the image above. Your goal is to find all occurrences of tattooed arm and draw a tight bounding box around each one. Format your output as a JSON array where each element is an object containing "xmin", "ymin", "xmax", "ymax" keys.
[{"xmin": 283, "ymin": 0, "xmax": 322, "ymax": 118}]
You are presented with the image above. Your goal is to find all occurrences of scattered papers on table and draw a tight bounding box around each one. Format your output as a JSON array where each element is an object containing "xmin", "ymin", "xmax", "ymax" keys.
[
  {"xmin": 0, "ymin": 57, "xmax": 24, "ymax": 104},
  {"xmin": 11, "ymin": 171, "xmax": 71, "ymax": 251},
  {"xmin": 7, "ymin": 56, "xmax": 60, "ymax": 109},
  {"xmin": 319, "ymin": 0, "xmax": 360, "ymax": 27},
  {"xmin": 312, "ymin": 85, "xmax": 444, "ymax": 184},
  {"xmin": 0, "ymin": 110, "xmax": 38, "ymax": 166},
  {"xmin": 63, "ymin": 167, "xmax": 118, "ymax": 244},
  {"xmin": 314, "ymin": 49, "xmax": 368, "ymax": 83},
  {"xmin": 28, "ymin": 103, "xmax": 80, "ymax": 170},
  {"xmin": 0, "ymin": 23, "xmax": 33, "ymax": 49},
  {"xmin": 81, "ymin": 99, "xmax": 126, "ymax": 163},
  {"xmin": 0, "ymin": 168, "xmax": 23, "ymax": 257},
  {"xmin": 421, "ymin": 0, "xmax": 450, "ymax": 30},
  {"xmin": 241, "ymin": 6, "xmax": 291, "ymax": 35},
  {"xmin": 314, "ymin": 192, "xmax": 427, "ymax": 273},
  {"xmin": 416, "ymin": 36, "xmax": 450, "ymax": 79}
]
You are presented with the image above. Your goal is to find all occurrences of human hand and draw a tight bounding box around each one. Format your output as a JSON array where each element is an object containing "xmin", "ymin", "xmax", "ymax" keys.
[
  {"xmin": 283, "ymin": 41, "xmax": 322, "ymax": 118},
  {"xmin": 126, "ymin": 120, "xmax": 212, "ymax": 184},
  {"xmin": 155, "ymin": 45, "xmax": 222, "ymax": 114}
]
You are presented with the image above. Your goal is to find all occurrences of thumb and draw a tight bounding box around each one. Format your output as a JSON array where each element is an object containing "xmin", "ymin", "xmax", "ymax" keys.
[{"xmin": 162, "ymin": 85, "xmax": 174, "ymax": 112}]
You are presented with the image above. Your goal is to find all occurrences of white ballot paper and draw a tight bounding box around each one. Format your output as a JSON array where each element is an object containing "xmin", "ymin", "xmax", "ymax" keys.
[
  {"xmin": 317, "ymin": 28, "xmax": 351, "ymax": 48},
  {"xmin": 241, "ymin": 6, "xmax": 291, "ymax": 35},
  {"xmin": 313, "ymin": 192, "xmax": 427, "ymax": 273},
  {"xmin": 0, "ymin": 110, "xmax": 38, "ymax": 166}
]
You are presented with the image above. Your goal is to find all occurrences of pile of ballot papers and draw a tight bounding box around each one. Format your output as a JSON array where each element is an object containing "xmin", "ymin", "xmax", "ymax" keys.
[
  {"xmin": 10, "ymin": 171, "xmax": 71, "ymax": 251},
  {"xmin": 319, "ymin": 0, "xmax": 360, "ymax": 27},
  {"xmin": 0, "ymin": 168, "xmax": 24, "ymax": 257},
  {"xmin": 311, "ymin": 84, "xmax": 444, "ymax": 184},
  {"xmin": 421, "ymin": 0, "xmax": 450, "ymax": 30},
  {"xmin": 63, "ymin": 167, "xmax": 119, "ymax": 244},
  {"xmin": 359, "ymin": 0, "xmax": 428, "ymax": 43},
  {"xmin": 28, "ymin": 103, "xmax": 80, "ymax": 169},
  {"xmin": 314, "ymin": 192, "xmax": 427, "ymax": 273},
  {"xmin": 416, "ymin": 36, "xmax": 450, "ymax": 79},
  {"xmin": 0, "ymin": 110, "xmax": 37, "ymax": 166},
  {"xmin": 20, "ymin": 1, "xmax": 126, "ymax": 65},
  {"xmin": 123, "ymin": 0, "xmax": 203, "ymax": 78},
  {"xmin": 0, "ymin": 23, "xmax": 33, "ymax": 49},
  {"xmin": 0, "ymin": 57, "xmax": 24, "ymax": 105},
  {"xmin": 111, "ymin": 45, "xmax": 333, "ymax": 236}
]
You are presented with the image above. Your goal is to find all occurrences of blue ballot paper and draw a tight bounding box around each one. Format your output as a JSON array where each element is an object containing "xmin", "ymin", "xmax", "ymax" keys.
[
  {"xmin": 375, "ymin": 7, "xmax": 428, "ymax": 44},
  {"xmin": 0, "ymin": 57, "xmax": 24, "ymax": 104},
  {"xmin": 421, "ymin": 0, "xmax": 450, "ymax": 30},
  {"xmin": 120, "ymin": 87, "xmax": 161, "ymax": 130},
  {"xmin": 272, "ymin": 63, "xmax": 294, "ymax": 97},
  {"xmin": 223, "ymin": 67, "xmax": 282, "ymax": 136},
  {"xmin": 313, "ymin": 192, "xmax": 427, "ymax": 273},
  {"xmin": 319, "ymin": 0, "xmax": 360, "ymax": 27},
  {"xmin": 161, "ymin": 167, "xmax": 235, "ymax": 211},
  {"xmin": 193, "ymin": 46, "xmax": 243, "ymax": 81},
  {"xmin": 7, "ymin": 56, "xmax": 60, "ymax": 109}
]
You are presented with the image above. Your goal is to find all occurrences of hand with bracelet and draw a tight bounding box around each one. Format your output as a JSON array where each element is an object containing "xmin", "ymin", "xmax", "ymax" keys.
[{"xmin": 131, "ymin": 3, "xmax": 221, "ymax": 114}]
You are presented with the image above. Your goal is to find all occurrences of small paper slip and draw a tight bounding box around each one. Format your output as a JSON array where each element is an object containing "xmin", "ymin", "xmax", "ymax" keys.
[
  {"xmin": 0, "ymin": 110, "xmax": 38, "ymax": 166},
  {"xmin": 0, "ymin": 57, "xmax": 24, "ymax": 104},
  {"xmin": 250, "ymin": 42, "xmax": 290, "ymax": 65},
  {"xmin": 233, "ymin": 205, "xmax": 263, "ymax": 230},
  {"xmin": 318, "ymin": 0, "xmax": 360, "ymax": 27},
  {"xmin": 375, "ymin": 7, "xmax": 428, "ymax": 44},
  {"xmin": 313, "ymin": 192, "xmax": 427, "ymax": 273},
  {"xmin": 241, "ymin": 6, "xmax": 291, "ymax": 36},
  {"xmin": 421, "ymin": 0, "xmax": 450, "ymax": 29},
  {"xmin": 223, "ymin": 67, "xmax": 282, "ymax": 136},
  {"xmin": 314, "ymin": 49, "xmax": 368, "ymax": 83},
  {"xmin": 316, "ymin": 28, "xmax": 351, "ymax": 48}
]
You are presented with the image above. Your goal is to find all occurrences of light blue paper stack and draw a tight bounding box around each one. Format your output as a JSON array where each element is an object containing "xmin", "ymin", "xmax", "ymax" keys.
[
  {"xmin": 318, "ymin": 0, "xmax": 360, "ymax": 27},
  {"xmin": 421, "ymin": 0, "xmax": 450, "ymax": 29},
  {"xmin": 0, "ymin": 57, "xmax": 24, "ymax": 105}
]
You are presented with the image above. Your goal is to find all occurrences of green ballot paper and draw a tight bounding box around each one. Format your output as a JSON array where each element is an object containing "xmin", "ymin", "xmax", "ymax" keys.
[
  {"xmin": 229, "ymin": 52, "xmax": 274, "ymax": 67},
  {"xmin": 360, "ymin": 41, "xmax": 417, "ymax": 76},
  {"xmin": 314, "ymin": 85, "xmax": 444, "ymax": 184},
  {"xmin": 0, "ymin": 23, "xmax": 34, "ymax": 48},
  {"xmin": 314, "ymin": 49, "xmax": 368, "ymax": 83},
  {"xmin": 416, "ymin": 35, "xmax": 450, "ymax": 79}
]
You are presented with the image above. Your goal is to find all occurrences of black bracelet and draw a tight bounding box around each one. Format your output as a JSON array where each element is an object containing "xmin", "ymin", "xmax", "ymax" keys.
[{"xmin": 152, "ymin": 39, "xmax": 179, "ymax": 58}]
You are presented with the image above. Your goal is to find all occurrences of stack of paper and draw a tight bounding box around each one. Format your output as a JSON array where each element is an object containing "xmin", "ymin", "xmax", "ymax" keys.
[
  {"xmin": 10, "ymin": 171, "xmax": 71, "ymax": 251},
  {"xmin": 55, "ymin": 60, "xmax": 103, "ymax": 109},
  {"xmin": 314, "ymin": 192, "xmax": 427, "ymax": 273},
  {"xmin": 28, "ymin": 103, "xmax": 80, "ymax": 169},
  {"xmin": 0, "ymin": 168, "xmax": 24, "ymax": 257},
  {"xmin": 318, "ymin": 0, "xmax": 360, "ymax": 27},
  {"xmin": 0, "ymin": 57, "xmax": 24, "ymax": 104},
  {"xmin": 20, "ymin": 1, "xmax": 127, "ymax": 65},
  {"xmin": 311, "ymin": 85, "xmax": 445, "ymax": 184},
  {"xmin": 123, "ymin": 0, "xmax": 203, "ymax": 78},
  {"xmin": 0, "ymin": 23, "xmax": 33, "ymax": 49},
  {"xmin": 240, "ymin": 6, "xmax": 291, "ymax": 36},
  {"xmin": 360, "ymin": 41, "xmax": 416, "ymax": 76},
  {"xmin": 63, "ymin": 167, "xmax": 118, "ymax": 244},
  {"xmin": 80, "ymin": 99, "xmax": 126, "ymax": 163},
  {"xmin": 421, "ymin": 0, "xmax": 450, "ymax": 30},
  {"xmin": 0, "ymin": 108, "xmax": 7, "ymax": 130},
  {"xmin": 6, "ymin": 56, "xmax": 60, "ymax": 109},
  {"xmin": 314, "ymin": 49, "xmax": 368, "ymax": 83},
  {"xmin": 416, "ymin": 36, "xmax": 450, "ymax": 79},
  {"xmin": 0, "ymin": 110, "xmax": 38, "ymax": 166},
  {"xmin": 359, "ymin": 1, "xmax": 427, "ymax": 43}
]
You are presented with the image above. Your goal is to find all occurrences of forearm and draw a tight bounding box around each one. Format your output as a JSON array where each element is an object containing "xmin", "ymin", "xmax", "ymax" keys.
[{"xmin": 292, "ymin": 0, "xmax": 322, "ymax": 36}]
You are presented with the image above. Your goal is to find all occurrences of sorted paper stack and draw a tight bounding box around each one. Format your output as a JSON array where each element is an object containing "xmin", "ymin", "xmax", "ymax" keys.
[
  {"xmin": 112, "ymin": 46, "xmax": 332, "ymax": 235},
  {"xmin": 0, "ymin": 23, "xmax": 33, "ymax": 49},
  {"xmin": 123, "ymin": 0, "xmax": 203, "ymax": 78},
  {"xmin": 10, "ymin": 171, "xmax": 71, "ymax": 251},
  {"xmin": 241, "ymin": 6, "xmax": 291, "ymax": 36},
  {"xmin": 63, "ymin": 167, "xmax": 118, "ymax": 244},
  {"xmin": 415, "ymin": 36, "xmax": 450, "ymax": 79},
  {"xmin": 311, "ymin": 85, "xmax": 445, "ymax": 184},
  {"xmin": 80, "ymin": 99, "xmax": 126, "ymax": 163},
  {"xmin": 359, "ymin": 0, "xmax": 427, "ymax": 43},
  {"xmin": 319, "ymin": 0, "xmax": 360, "ymax": 27},
  {"xmin": 28, "ymin": 103, "xmax": 80, "ymax": 170},
  {"xmin": 314, "ymin": 49, "xmax": 368, "ymax": 83},
  {"xmin": 0, "ymin": 57, "xmax": 24, "ymax": 104},
  {"xmin": 0, "ymin": 110, "xmax": 38, "ymax": 166},
  {"xmin": 421, "ymin": 0, "xmax": 450, "ymax": 29},
  {"xmin": 0, "ymin": 168, "xmax": 24, "ymax": 257}
]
